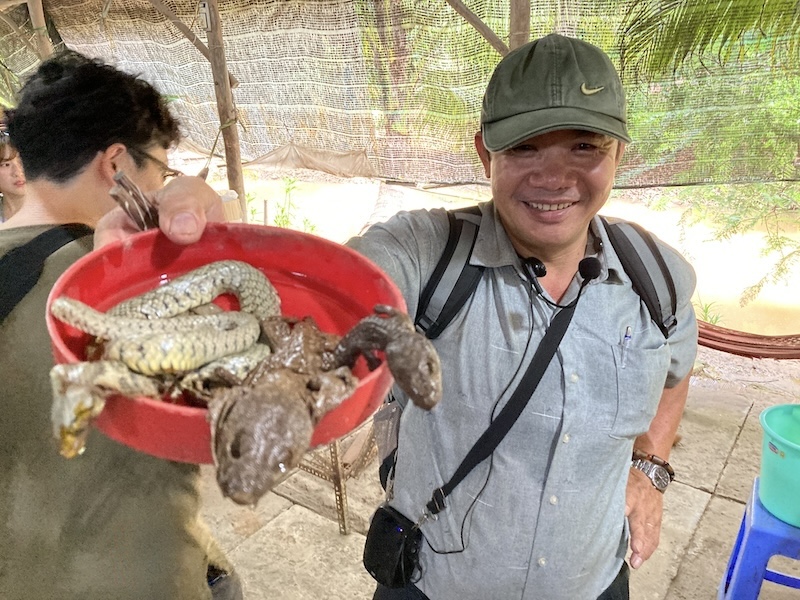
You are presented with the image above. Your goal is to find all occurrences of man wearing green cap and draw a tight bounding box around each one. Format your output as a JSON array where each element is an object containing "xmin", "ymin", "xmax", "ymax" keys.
[
  {"xmin": 96, "ymin": 32, "xmax": 697, "ymax": 600},
  {"xmin": 351, "ymin": 32, "xmax": 697, "ymax": 600}
]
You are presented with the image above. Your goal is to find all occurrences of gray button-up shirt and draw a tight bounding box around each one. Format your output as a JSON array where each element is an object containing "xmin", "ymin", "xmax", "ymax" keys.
[{"xmin": 348, "ymin": 201, "xmax": 697, "ymax": 600}]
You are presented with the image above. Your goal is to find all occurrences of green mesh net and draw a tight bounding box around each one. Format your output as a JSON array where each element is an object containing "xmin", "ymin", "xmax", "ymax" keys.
[{"xmin": 0, "ymin": 0, "xmax": 796, "ymax": 186}]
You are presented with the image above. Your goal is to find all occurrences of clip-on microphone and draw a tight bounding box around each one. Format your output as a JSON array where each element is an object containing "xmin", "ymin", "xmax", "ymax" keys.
[{"xmin": 523, "ymin": 256, "xmax": 601, "ymax": 309}]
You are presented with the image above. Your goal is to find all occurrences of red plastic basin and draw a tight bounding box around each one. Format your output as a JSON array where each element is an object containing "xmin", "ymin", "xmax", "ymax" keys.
[{"xmin": 46, "ymin": 222, "xmax": 404, "ymax": 464}]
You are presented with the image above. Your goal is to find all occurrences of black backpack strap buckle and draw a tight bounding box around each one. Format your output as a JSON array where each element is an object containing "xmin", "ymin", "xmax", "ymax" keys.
[{"xmin": 426, "ymin": 487, "xmax": 447, "ymax": 516}]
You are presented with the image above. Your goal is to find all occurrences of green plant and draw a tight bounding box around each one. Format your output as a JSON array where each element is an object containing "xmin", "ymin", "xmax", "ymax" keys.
[
  {"xmin": 270, "ymin": 177, "xmax": 317, "ymax": 232},
  {"xmin": 301, "ymin": 217, "xmax": 317, "ymax": 234},
  {"xmin": 273, "ymin": 176, "xmax": 297, "ymax": 229},
  {"xmin": 620, "ymin": 0, "xmax": 798, "ymax": 77},
  {"xmin": 244, "ymin": 192, "xmax": 259, "ymax": 223},
  {"xmin": 693, "ymin": 295, "xmax": 723, "ymax": 325},
  {"xmin": 616, "ymin": 0, "xmax": 800, "ymax": 306}
]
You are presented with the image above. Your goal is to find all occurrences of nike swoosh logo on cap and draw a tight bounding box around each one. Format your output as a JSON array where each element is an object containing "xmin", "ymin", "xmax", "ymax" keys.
[{"xmin": 580, "ymin": 83, "xmax": 604, "ymax": 95}]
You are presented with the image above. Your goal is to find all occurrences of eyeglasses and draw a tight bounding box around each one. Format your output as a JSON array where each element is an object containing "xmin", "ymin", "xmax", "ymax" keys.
[{"xmin": 127, "ymin": 146, "xmax": 184, "ymax": 181}]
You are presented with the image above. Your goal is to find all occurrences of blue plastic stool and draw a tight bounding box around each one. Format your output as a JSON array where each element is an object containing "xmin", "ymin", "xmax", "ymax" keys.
[{"xmin": 718, "ymin": 478, "xmax": 800, "ymax": 599}]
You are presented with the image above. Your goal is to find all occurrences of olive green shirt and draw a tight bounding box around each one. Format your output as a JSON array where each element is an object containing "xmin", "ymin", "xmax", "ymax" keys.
[{"xmin": 0, "ymin": 226, "xmax": 225, "ymax": 600}]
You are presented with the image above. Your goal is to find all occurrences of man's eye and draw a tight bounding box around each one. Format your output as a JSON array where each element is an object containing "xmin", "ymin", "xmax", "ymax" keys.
[{"xmin": 510, "ymin": 144, "xmax": 536, "ymax": 154}]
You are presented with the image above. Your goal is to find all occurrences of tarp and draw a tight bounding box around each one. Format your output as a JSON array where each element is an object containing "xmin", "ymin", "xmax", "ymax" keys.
[{"xmin": 243, "ymin": 142, "xmax": 373, "ymax": 178}]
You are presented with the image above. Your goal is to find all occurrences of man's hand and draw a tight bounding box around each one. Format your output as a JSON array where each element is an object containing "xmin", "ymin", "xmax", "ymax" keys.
[
  {"xmin": 625, "ymin": 467, "xmax": 664, "ymax": 569},
  {"xmin": 95, "ymin": 176, "xmax": 225, "ymax": 248},
  {"xmin": 626, "ymin": 373, "xmax": 690, "ymax": 569}
]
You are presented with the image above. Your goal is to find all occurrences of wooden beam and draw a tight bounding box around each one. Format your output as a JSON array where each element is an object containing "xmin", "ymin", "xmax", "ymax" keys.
[
  {"xmin": 146, "ymin": 0, "xmax": 238, "ymax": 89},
  {"xmin": 0, "ymin": 11, "xmax": 38, "ymax": 57},
  {"xmin": 508, "ymin": 0, "xmax": 530, "ymax": 50},
  {"xmin": 444, "ymin": 0, "xmax": 508, "ymax": 56},
  {"xmin": 26, "ymin": 0, "xmax": 52, "ymax": 59},
  {"xmin": 205, "ymin": 0, "xmax": 246, "ymax": 220},
  {"xmin": 0, "ymin": 0, "xmax": 25, "ymax": 10}
]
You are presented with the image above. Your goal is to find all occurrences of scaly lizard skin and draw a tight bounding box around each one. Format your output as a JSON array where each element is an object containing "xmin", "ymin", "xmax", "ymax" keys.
[
  {"xmin": 210, "ymin": 306, "xmax": 443, "ymax": 507},
  {"xmin": 334, "ymin": 304, "xmax": 442, "ymax": 410}
]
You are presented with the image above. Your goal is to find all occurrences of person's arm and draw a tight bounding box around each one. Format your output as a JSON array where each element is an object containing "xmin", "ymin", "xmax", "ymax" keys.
[
  {"xmin": 625, "ymin": 371, "xmax": 690, "ymax": 569},
  {"xmin": 94, "ymin": 176, "xmax": 224, "ymax": 248}
]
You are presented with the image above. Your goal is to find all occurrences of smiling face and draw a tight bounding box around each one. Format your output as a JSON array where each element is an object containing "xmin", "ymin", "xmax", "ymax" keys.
[{"xmin": 476, "ymin": 129, "xmax": 624, "ymax": 262}]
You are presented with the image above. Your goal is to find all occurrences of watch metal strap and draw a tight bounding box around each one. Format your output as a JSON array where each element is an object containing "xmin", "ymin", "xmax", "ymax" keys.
[
  {"xmin": 631, "ymin": 459, "xmax": 668, "ymax": 493},
  {"xmin": 632, "ymin": 448, "xmax": 675, "ymax": 480}
]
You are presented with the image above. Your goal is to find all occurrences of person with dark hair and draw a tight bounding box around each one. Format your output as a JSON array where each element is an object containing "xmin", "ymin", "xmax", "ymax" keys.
[
  {"xmin": 104, "ymin": 34, "xmax": 699, "ymax": 600},
  {"xmin": 0, "ymin": 134, "xmax": 26, "ymax": 222},
  {"xmin": 0, "ymin": 50, "xmax": 239, "ymax": 599}
]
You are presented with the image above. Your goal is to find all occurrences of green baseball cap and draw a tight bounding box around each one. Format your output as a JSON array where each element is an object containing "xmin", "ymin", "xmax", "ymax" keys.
[{"xmin": 481, "ymin": 33, "xmax": 631, "ymax": 151}]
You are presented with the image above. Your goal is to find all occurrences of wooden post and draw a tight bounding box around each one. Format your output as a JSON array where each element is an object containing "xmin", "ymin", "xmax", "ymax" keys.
[
  {"xmin": 509, "ymin": 0, "xmax": 530, "ymax": 50},
  {"xmin": 205, "ymin": 0, "xmax": 246, "ymax": 221},
  {"xmin": 444, "ymin": 0, "xmax": 508, "ymax": 56},
  {"xmin": 26, "ymin": 0, "xmax": 53, "ymax": 59},
  {"xmin": 146, "ymin": 0, "xmax": 238, "ymax": 89}
]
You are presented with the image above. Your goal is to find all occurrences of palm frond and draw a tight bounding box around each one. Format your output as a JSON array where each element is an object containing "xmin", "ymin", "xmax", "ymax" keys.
[{"xmin": 619, "ymin": 0, "xmax": 800, "ymax": 79}]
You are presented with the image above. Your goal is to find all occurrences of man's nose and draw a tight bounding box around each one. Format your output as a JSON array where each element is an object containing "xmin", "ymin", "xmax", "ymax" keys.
[{"xmin": 526, "ymin": 150, "xmax": 573, "ymax": 189}]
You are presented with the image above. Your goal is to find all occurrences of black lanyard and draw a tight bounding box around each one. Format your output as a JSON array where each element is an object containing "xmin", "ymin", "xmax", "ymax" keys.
[{"xmin": 426, "ymin": 300, "xmax": 577, "ymax": 516}]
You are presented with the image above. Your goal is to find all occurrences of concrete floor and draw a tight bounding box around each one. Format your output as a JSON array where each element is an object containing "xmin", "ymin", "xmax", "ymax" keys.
[{"xmin": 200, "ymin": 346, "xmax": 800, "ymax": 599}]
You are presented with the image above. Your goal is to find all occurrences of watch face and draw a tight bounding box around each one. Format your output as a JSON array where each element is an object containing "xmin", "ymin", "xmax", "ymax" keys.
[{"xmin": 652, "ymin": 466, "xmax": 670, "ymax": 491}]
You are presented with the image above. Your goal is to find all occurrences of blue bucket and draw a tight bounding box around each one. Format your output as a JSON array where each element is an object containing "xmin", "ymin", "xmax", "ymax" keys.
[{"xmin": 759, "ymin": 404, "xmax": 800, "ymax": 528}]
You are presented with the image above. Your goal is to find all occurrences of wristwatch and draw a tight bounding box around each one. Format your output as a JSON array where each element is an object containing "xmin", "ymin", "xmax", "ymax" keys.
[{"xmin": 630, "ymin": 450, "xmax": 675, "ymax": 493}]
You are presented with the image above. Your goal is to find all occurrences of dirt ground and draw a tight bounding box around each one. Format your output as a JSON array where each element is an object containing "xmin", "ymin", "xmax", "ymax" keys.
[{"xmin": 693, "ymin": 344, "xmax": 800, "ymax": 394}]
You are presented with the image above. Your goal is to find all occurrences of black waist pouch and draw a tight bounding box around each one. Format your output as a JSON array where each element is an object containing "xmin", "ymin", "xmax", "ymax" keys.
[{"xmin": 363, "ymin": 504, "xmax": 422, "ymax": 588}]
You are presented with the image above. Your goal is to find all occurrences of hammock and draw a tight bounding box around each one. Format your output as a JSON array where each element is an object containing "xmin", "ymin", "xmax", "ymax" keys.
[{"xmin": 698, "ymin": 320, "xmax": 800, "ymax": 360}]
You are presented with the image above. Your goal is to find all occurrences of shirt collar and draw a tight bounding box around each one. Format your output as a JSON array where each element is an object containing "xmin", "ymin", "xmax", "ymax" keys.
[
  {"xmin": 468, "ymin": 201, "xmax": 518, "ymax": 269},
  {"xmin": 588, "ymin": 217, "xmax": 626, "ymax": 286}
]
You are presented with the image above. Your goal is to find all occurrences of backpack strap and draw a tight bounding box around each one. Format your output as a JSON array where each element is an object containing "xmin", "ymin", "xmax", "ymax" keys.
[
  {"xmin": 0, "ymin": 223, "xmax": 94, "ymax": 322},
  {"xmin": 601, "ymin": 216, "xmax": 677, "ymax": 338},
  {"xmin": 412, "ymin": 208, "xmax": 678, "ymax": 341},
  {"xmin": 415, "ymin": 205, "xmax": 483, "ymax": 339}
]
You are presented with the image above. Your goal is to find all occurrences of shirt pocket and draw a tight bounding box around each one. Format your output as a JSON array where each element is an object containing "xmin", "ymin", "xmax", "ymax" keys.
[{"xmin": 609, "ymin": 344, "xmax": 671, "ymax": 439}]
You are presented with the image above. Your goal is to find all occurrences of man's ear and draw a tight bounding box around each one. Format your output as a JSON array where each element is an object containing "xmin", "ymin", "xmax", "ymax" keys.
[
  {"xmin": 98, "ymin": 143, "xmax": 128, "ymax": 181},
  {"xmin": 615, "ymin": 142, "xmax": 626, "ymax": 166},
  {"xmin": 474, "ymin": 131, "xmax": 492, "ymax": 179}
]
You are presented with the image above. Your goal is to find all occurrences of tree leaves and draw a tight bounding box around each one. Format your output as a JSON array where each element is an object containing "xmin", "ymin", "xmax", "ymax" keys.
[{"xmin": 619, "ymin": 0, "xmax": 800, "ymax": 80}]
